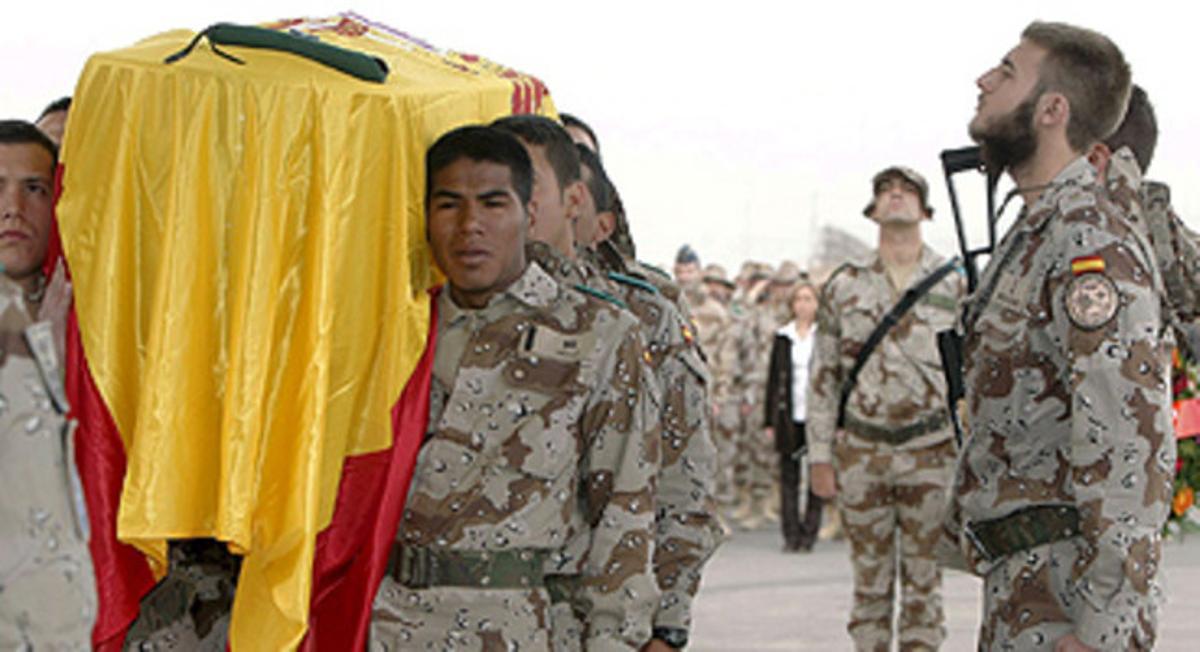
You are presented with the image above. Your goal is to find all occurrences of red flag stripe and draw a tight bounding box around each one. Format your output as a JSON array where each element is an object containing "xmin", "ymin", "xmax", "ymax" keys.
[{"xmin": 304, "ymin": 289, "xmax": 438, "ymax": 649}]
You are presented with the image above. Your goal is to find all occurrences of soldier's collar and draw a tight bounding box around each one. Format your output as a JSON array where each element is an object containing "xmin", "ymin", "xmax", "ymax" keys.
[
  {"xmin": 1026, "ymin": 156, "xmax": 1097, "ymax": 219},
  {"xmin": 503, "ymin": 261, "xmax": 560, "ymax": 309},
  {"xmin": 439, "ymin": 262, "xmax": 559, "ymax": 325}
]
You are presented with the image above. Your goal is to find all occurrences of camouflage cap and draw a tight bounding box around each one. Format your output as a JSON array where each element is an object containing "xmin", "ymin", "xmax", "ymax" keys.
[
  {"xmin": 703, "ymin": 264, "xmax": 735, "ymax": 288},
  {"xmin": 751, "ymin": 262, "xmax": 773, "ymax": 281},
  {"xmin": 862, "ymin": 165, "xmax": 934, "ymax": 218},
  {"xmin": 771, "ymin": 261, "xmax": 802, "ymax": 285}
]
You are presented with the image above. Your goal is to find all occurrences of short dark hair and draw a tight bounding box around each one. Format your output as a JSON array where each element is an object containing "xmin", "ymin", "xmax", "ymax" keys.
[
  {"xmin": 1105, "ymin": 84, "xmax": 1157, "ymax": 172},
  {"xmin": 576, "ymin": 144, "xmax": 612, "ymax": 212},
  {"xmin": 560, "ymin": 112, "xmax": 600, "ymax": 154},
  {"xmin": 0, "ymin": 119, "xmax": 59, "ymax": 169},
  {"xmin": 425, "ymin": 125, "xmax": 533, "ymax": 206},
  {"xmin": 38, "ymin": 97, "xmax": 71, "ymax": 121},
  {"xmin": 1022, "ymin": 21, "xmax": 1131, "ymax": 152},
  {"xmin": 490, "ymin": 115, "xmax": 581, "ymax": 191}
]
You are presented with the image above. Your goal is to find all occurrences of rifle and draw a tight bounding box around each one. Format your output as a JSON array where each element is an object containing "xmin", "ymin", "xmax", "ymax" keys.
[
  {"xmin": 937, "ymin": 146, "xmax": 999, "ymax": 445},
  {"xmin": 939, "ymin": 146, "xmax": 1000, "ymax": 294}
]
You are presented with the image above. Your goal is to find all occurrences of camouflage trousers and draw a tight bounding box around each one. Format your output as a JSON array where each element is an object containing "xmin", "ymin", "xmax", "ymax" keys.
[
  {"xmin": 369, "ymin": 575, "xmax": 553, "ymax": 651},
  {"xmin": 123, "ymin": 541, "xmax": 237, "ymax": 651},
  {"xmin": 733, "ymin": 421, "xmax": 775, "ymax": 498},
  {"xmin": 834, "ymin": 433, "xmax": 956, "ymax": 652},
  {"xmin": 712, "ymin": 419, "xmax": 739, "ymax": 506},
  {"xmin": 978, "ymin": 537, "xmax": 1157, "ymax": 651}
]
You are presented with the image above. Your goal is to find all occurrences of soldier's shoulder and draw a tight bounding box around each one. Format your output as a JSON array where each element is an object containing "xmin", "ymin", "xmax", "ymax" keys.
[
  {"xmin": 607, "ymin": 271, "xmax": 660, "ymax": 296},
  {"xmin": 569, "ymin": 282, "xmax": 628, "ymax": 312},
  {"xmin": 638, "ymin": 261, "xmax": 672, "ymax": 281},
  {"xmin": 820, "ymin": 261, "xmax": 861, "ymax": 295}
]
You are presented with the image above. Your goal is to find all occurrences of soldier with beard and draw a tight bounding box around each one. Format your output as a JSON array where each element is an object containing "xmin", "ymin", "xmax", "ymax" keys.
[{"xmin": 945, "ymin": 22, "xmax": 1172, "ymax": 652}]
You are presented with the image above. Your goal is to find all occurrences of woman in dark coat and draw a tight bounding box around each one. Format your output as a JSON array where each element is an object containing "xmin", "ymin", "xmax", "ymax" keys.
[{"xmin": 763, "ymin": 281, "xmax": 823, "ymax": 552}]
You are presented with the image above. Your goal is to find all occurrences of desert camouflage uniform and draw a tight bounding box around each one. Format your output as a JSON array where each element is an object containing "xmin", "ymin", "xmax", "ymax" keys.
[
  {"xmin": 946, "ymin": 157, "xmax": 1173, "ymax": 651},
  {"xmin": 533, "ymin": 242, "xmax": 723, "ymax": 643},
  {"xmin": 691, "ymin": 293, "xmax": 739, "ymax": 506},
  {"xmin": 370, "ymin": 261, "xmax": 660, "ymax": 651},
  {"xmin": 1104, "ymin": 146, "xmax": 1200, "ymax": 354},
  {"xmin": 590, "ymin": 248, "xmax": 723, "ymax": 639},
  {"xmin": 808, "ymin": 246, "xmax": 963, "ymax": 651},
  {"xmin": 0, "ymin": 278, "xmax": 96, "ymax": 650},
  {"xmin": 736, "ymin": 299, "xmax": 780, "ymax": 517},
  {"xmin": 122, "ymin": 541, "xmax": 238, "ymax": 650}
]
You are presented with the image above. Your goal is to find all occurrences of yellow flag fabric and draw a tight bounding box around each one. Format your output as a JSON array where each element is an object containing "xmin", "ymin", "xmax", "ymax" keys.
[{"xmin": 57, "ymin": 13, "xmax": 554, "ymax": 649}]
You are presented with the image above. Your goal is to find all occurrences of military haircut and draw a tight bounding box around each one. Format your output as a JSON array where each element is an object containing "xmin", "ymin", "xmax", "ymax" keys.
[
  {"xmin": 0, "ymin": 119, "xmax": 58, "ymax": 169},
  {"xmin": 425, "ymin": 125, "xmax": 533, "ymax": 206},
  {"xmin": 608, "ymin": 191, "xmax": 638, "ymax": 259},
  {"xmin": 1105, "ymin": 84, "xmax": 1157, "ymax": 173},
  {"xmin": 1022, "ymin": 21, "xmax": 1131, "ymax": 152},
  {"xmin": 560, "ymin": 112, "xmax": 600, "ymax": 154},
  {"xmin": 491, "ymin": 114, "xmax": 582, "ymax": 190},
  {"xmin": 576, "ymin": 144, "xmax": 612, "ymax": 212},
  {"xmin": 37, "ymin": 96, "xmax": 71, "ymax": 121}
]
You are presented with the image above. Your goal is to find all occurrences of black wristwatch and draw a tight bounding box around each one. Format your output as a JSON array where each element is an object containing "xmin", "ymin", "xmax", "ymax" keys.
[{"xmin": 652, "ymin": 626, "xmax": 689, "ymax": 649}]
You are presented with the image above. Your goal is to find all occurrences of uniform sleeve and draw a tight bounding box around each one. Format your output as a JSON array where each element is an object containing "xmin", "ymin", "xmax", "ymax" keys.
[
  {"xmin": 806, "ymin": 280, "xmax": 843, "ymax": 464},
  {"xmin": 651, "ymin": 338, "xmax": 723, "ymax": 633},
  {"xmin": 1047, "ymin": 218, "xmax": 1174, "ymax": 650},
  {"xmin": 578, "ymin": 323, "xmax": 662, "ymax": 650}
]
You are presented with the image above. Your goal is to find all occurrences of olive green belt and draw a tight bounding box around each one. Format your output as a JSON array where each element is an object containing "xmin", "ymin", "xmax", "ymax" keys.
[
  {"xmin": 844, "ymin": 412, "xmax": 949, "ymax": 445},
  {"xmin": 387, "ymin": 544, "xmax": 552, "ymax": 589},
  {"xmin": 964, "ymin": 504, "xmax": 1081, "ymax": 563}
]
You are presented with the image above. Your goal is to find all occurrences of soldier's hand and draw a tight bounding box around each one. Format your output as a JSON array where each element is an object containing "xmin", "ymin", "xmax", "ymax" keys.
[
  {"xmin": 739, "ymin": 402, "xmax": 753, "ymax": 417},
  {"xmin": 711, "ymin": 404, "xmax": 720, "ymax": 419},
  {"xmin": 642, "ymin": 638, "xmax": 678, "ymax": 652},
  {"xmin": 811, "ymin": 462, "xmax": 837, "ymax": 499},
  {"xmin": 764, "ymin": 426, "xmax": 774, "ymax": 439},
  {"xmin": 1054, "ymin": 634, "xmax": 1097, "ymax": 652}
]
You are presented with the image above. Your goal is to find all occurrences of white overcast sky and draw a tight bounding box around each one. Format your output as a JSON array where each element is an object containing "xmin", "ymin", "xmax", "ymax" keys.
[{"xmin": 4, "ymin": 1, "xmax": 1197, "ymax": 272}]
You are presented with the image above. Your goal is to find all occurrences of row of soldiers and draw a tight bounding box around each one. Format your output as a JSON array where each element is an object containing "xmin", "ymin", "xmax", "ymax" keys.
[
  {"xmin": 673, "ymin": 253, "xmax": 819, "ymax": 533},
  {"xmin": 1, "ymin": 98, "xmax": 728, "ymax": 648}
]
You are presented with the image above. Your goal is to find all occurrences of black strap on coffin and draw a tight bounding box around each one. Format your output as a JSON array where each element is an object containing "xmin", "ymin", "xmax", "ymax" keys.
[
  {"xmin": 836, "ymin": 258, "xmax": 961, "ymax": 428},
  {"xmin": 165, "ymin": 23, "xmax": 389, "ymax": 83}
]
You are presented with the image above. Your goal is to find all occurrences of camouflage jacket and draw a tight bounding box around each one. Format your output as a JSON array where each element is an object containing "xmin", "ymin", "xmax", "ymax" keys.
[
  {"xmin": 807, "ymin": 246, "xmax": 964, "ymax": 464},
  {"xmin": 0, "ymin": 277, "xmax": 95, "ymax": 650},
  {"xmin": 689, "ymin": 296, "xmax": 732, "ymax": 404},
  {"xmin": 1105, "ymin": 146, "xmax": 1200, "ymax": 354},
  {"xmin": 951, "ymin": 157, "xmax": 1174, "ymax": 649},
  {"xmin": 399, "ymin": 261, "xmax": 660, "ymax": 649},
  {"xmin": 546, "ymin": 243, "xmax": 723, "ymax": 632}
]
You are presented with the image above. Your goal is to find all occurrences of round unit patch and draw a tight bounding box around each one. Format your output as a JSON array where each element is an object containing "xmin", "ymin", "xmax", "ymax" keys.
[{"xmin": 1065, "ymin": 273, "xmax": 1119, "ymax": 330}]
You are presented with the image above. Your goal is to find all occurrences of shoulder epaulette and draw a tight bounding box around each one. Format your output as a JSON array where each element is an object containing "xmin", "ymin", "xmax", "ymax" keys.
[
  {"xmin": 607, "ymin": 272, "xmax": 660, "ymax": 295},
  {"xmin": 639, "ymin": 262, "xmax": 672, "ymax": 280},
  {"xmin": 573, "ymin": 283, "xmax": 627, "ymax": 309}
]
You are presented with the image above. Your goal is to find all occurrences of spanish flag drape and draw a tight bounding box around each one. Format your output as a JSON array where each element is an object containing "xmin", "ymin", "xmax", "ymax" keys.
[{"xmin": 56, "ymin": 13, "xmax": 553, "ymax": 649}]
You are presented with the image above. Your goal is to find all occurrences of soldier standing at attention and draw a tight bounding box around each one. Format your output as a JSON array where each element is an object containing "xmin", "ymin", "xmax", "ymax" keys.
[
  {"xmin": 947, "ymin": 22, "xmax": 1172, "ymax": 652},
  {"xmin": 808, "ymin": 165, "xmax": 964, "ymax": 650},
  {"xmin": 0, "ymin": 120, "xmax": 92, "ymax": 650},
  {"xmin": 369, "ymin": 125, "xmax": 660, "ymax": 650}
]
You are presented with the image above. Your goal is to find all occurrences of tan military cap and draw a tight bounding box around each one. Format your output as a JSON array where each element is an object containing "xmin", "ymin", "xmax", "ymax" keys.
[{"xmin": 862, "ymin": 165, "xmax": 934, "ymax": 218}]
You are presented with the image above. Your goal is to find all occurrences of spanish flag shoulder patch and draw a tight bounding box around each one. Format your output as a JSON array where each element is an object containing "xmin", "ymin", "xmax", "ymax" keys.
[{"xmin": 1070, "ymin": 255, "xmax": 1105, "ymax": 276}]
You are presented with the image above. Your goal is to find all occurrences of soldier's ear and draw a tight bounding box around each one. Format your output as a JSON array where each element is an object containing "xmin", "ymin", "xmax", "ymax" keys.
[
  {"xmin": 596, "ymin": 211, "xmax": 616, "ymax": 243},
  {"xmin": 564, "ymin": 180, "xmax": 586, "ymax": 224},
  {"xmin": 1037, "ymin": 92, "xmax": 1070, "ymax": 132},
  {"xmin": 1087, "ymin": 142, "xmax": 1112, "ymax": 178}
]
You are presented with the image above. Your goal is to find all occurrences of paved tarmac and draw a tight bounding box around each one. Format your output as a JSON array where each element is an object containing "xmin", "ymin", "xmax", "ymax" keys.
[{"xmin": 690, "ymin": 527, "xmax": 1200, "ymax": 651}]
